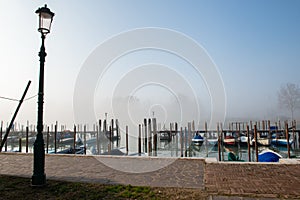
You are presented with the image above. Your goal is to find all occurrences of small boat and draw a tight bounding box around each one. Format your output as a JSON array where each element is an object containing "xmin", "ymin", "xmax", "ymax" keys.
[
  {"xmin": 251, "ymin": 137, "xmax": 271, "ymax": 146},
  {"xmin": 258, "ymin": 149, "xmax": 282, "ymax": 162},
  {"xmin": 224, "ymin": 135, "xmax": 236, "ymax": 146},
  {"xmin": 192, "ymin": 134, "xmax": 204, "ymax": 146},
  {"xmin": 271, "ymin": 133, "xmax": 294, "ymax": 147}
]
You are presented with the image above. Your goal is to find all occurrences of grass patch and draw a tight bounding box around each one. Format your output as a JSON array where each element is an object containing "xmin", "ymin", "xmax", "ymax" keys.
[{"xmin": 0, "ymin": 175, "xmax": 209, "ymax": 199}]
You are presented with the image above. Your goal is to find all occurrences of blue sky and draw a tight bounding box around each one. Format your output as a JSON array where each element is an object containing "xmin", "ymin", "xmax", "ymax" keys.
[{"xmin": 0, "ymin": 0, "xmax": 299, "ymax": 128}]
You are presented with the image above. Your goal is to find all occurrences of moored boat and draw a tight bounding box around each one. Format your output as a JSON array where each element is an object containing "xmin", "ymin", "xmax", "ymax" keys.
[
  {"xmin": 258, "ymin": 149, "xmax": 282, "ymax": 162},
  {"xmin": 192, "ymin": 134, "xmax": 204, "ymax": 146}
]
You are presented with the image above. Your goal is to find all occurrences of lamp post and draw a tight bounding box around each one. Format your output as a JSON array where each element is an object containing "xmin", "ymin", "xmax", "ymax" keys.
[{"xmin": 32, "ymin": 4, "xmax": 54, "ymax": 186}]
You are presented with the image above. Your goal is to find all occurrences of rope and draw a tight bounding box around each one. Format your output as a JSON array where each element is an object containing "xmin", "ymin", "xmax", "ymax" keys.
[{"xmin": 0, "ymin": 94, "xmax": 38, "ymax": 102}]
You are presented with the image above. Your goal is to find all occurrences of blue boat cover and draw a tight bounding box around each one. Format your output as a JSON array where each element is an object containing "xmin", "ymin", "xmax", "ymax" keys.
[{"xmin": 258, "ymin": 151, "xmax": 281, "ymax": 162}]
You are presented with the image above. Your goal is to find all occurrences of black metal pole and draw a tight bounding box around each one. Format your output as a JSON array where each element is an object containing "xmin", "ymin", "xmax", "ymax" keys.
[
  {"xmin": 32, "ymin": 34, "xmax": 46, "ymax": 186},
  {"xmin": 0, "ymin": 80, "xmax": 31, "ymax": 151}
]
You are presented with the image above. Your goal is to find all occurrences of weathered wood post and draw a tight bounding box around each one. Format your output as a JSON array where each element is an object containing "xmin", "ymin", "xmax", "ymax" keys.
[
  {"xmin": 138, "ymin": 124, "xmax": 142, "ymax": 156},
  {"xmin": 46, "ymin": 126, "xmax": 49, "ymax": 153},
  {"xmin": 285, "ymin": 122, "xmax": 290, "ymax": 158},
  {"xmin": 126, "ymin": 125, "xmax": 129, "ymax": 155},
  {"xmin": 217, "ymin": 123, "xmax": 221, "ymax": 161},
  {"xmin": 185, "ymin": 127, "xmax": 188, "ymax": 157},
  {"xmin": 54, "ymin": 122, "xmax": 57, "ymax": 154},
  {"xmin": 144, "ymin": 118, "xmax": 147, "ymax": 153},
  {"xmin": 84, "ymin": 124, "xmax": 87, "ymax": 155},
  {"xmin": 175, "ymin": 122, "xmax": 178, "ymax": 157},
  {"xmin": 254, "ymin": 125, "xmax": 258, "ymax": 162},
  {"xmin": 148, "ymin": 119, "xmax": 152, "ymax": 156},
  {"xmin": 153, "ymin": 118, "xmax": 157, "ymax": 156},
  {"xmin": 26, "ymin": 126, "xmax": 29, "ymax": 153},
  {"xmin": 116, "ymin": 119, "xmax": 119, "ymax": 147},
  {"xmin": 180, "ymin": 127, "xmax": 184, "ymax": 157},
  {"xmin": 73, "ymin": 125, "xmax": 76, "ymax": 154},
  {"xmin": 247, "ymin": 125, "xmax": 251, "ymax": 162},
  {"xmin": 98, "ymin": 119, "xmax": 102, "ymax": 154},
  {"xmin": 205, "ymin": 122, "xmax": 208, "ymax": 157},
  {"xmin": 111, "ymin": 119, "xmax": 114, "ymax": 139},
  {"xmin": 188, "ymin": 122, "xmax": 192, "ymax": 157},
  {"xmin": 18, "ymin": 138, "xmax": 22, "ymax": 152},
  {"xmin": 268, "ymin": 120, "xmax": 271, "ymax": 145},
  {"xmin": 221, "ymin": 123, "xmax": 224, "ymax": 161},
  {"xmin": 109, "ymin": 126, "xmax": 112, "ymax": 153}
]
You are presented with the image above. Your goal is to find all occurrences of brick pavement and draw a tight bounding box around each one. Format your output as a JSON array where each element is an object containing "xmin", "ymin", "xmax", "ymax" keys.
[
  {"xmin": 205, "ymin": 160, "xmax": 300, "ymax": 199},
  {"xmin": 1, "ymin": 153, "xmax": 300, "ymax": 199},
  {"xmin": 0, "ymin": 153, "xmax": 204, "ymax": 188}
]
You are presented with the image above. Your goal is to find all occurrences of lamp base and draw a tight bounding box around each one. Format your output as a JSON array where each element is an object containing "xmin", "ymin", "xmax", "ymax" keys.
[{"xmin": 32, "ymin": 174, "xmax": 46, "ymax": 186}]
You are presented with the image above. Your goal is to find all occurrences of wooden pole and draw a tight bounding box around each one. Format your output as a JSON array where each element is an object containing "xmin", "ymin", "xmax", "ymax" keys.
[
  {"xmin": 254, "ymin": 125, "xmax": 258, "ymax": 162},
  {"xmin": 148, "ymin": 119, "xmax": 152, "ymax": 156},
  {"xmin": 205, "ymin": 122, "xmax": 208, "ymax": 157},
  {"xmin": 138, "ymin": 124, "xmax": 141, "ymax": 156},
  {"xmin": 73, "ymin": 125, "xmax": 76, "ymax": 154},
  {"xmin": 109, "ymin": 126, "xmax": 112, "ymax": 153},
  {"xmin": 144, "ymin": 118, "xmax": 147, "ymax": 153},
  {"xmin": 175, "ymin": 122, "xmax": 178, "ymax": 157},
  {"xmin": 96, "ymin": 123, "xmax": 99, "ymax": 155},
  {"xmin": 153, "ymin": 118, "xmax": 157, "ymax": 156},
  {"xmin": 98, "ymin": 119, "xmax": 102, "ymax": 154},
  {"xmin": 217, "ymin": 123, "xmax": 221, "ymax": 161},
  {"xmin": 54, "ymin": 122, "xmax": 57, "ymax": 154},
  {"xmin": 285, "ymin": 122, "xmax": 290, "ymax": 158},
  {"xmin": 84, "ymin": 124, "xmax": 87, "ymax": 155},
  {"xmin": 247, "ymin": 125, "xmax": 251, "ymax": 162},
  {"xmin": 26, "ymin": 126, "xmax": 29, "ymax": 153},
  {"xmin": 188, "ymin": 122, "xmax": 192, "ymax": 157},
  {"xmin": 180, "ymin": 127, "xmax": 183, "ymax": 157},
  {"xmin": 18, "ymin": 138, "xmax": 22, "ymax": 152},
  {"xmin": 116, "ymin": 119, "xmax": 119, "ymax": 147},
  {"xmin": 184, "ymin": 127, "xmax": 188, "ymax": 157},
  {"xmin": 221, "ymin": 123, "xmax": 224, "ymax": 161},
  {"xmin": 126, "ymin": 125, "xmax": 129, "ymax": 155},
  {"xmin": 46, "ymin": 126, "xmax": 49, "ymax": 153}
]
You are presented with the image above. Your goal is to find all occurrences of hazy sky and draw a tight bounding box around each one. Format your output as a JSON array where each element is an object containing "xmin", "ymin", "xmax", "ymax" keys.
[{"xmin": 0, "ymin": 0, "xmax": 299, "ymax": 129}]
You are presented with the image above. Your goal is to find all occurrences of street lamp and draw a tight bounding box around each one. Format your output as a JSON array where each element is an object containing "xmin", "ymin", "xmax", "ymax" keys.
[{"xmin": 32, "ymin": 4, "xmax": 54, "ymax": 186}]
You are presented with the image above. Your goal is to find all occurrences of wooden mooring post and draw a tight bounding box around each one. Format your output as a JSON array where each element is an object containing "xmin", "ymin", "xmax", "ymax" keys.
[
  {"xmin": 138, "ymin": 124, "xmax": 142, "ymax": 156},
  {"xmin": 144, "ymin": 119, "xmax": 147, "ymax": 153},
  {"xmin": 84, "ymin": 124, "xmax": 87, "ymax": 155},
  {"xmin": 285, "ymin": 122, "xmax": 290, "ymax": 158},
  {"xmin": 73, "ymin": 125, "xmax": 76, "ymax": 153},
  {"xmin": 54, "ymin": 122, "xmax": 57, "ymax": 154},
  {"xmin": 175, "ymin": 122, "xmax": 178, "ymax": 157},
  {"xmin": 18, "ymin": 138, "xmax": 22, "ymax": 152},
  {"xmin": 148, "ymin": 119, "xmax": 152, "ymax": 156},
  {"xmin": 247, "ymin": 125, "xmax": 251, "ymax": 162},
  {"xmin": 26, "ymin": 126, "xmax": 29, "ymax": 153},
  {"xmin": 46, "ymin": 126, "xmax": 49, "ymax": 153},
  {"xmin": 180, "ymin": 127, "xmax": 183, "ymax": 157},
  {"xmin": 217, "ymin": 123, "xmax": 221, "ymax": 161},
  {"xmin": 153, "ymin": 118, "xmax": 157, "ymax": 156},
  {"xmin": 254, "ymin": 125, "xmax": 258, "ymax": 162},
  {"xmin": 126, "ymin": 125, "xmax": 129, "ymax": 155}
]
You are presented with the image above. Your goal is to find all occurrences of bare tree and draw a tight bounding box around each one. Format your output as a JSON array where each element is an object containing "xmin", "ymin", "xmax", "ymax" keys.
[{"xmin": 278, "ymin": 83, "xmax": 300, "ymax": 120}]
